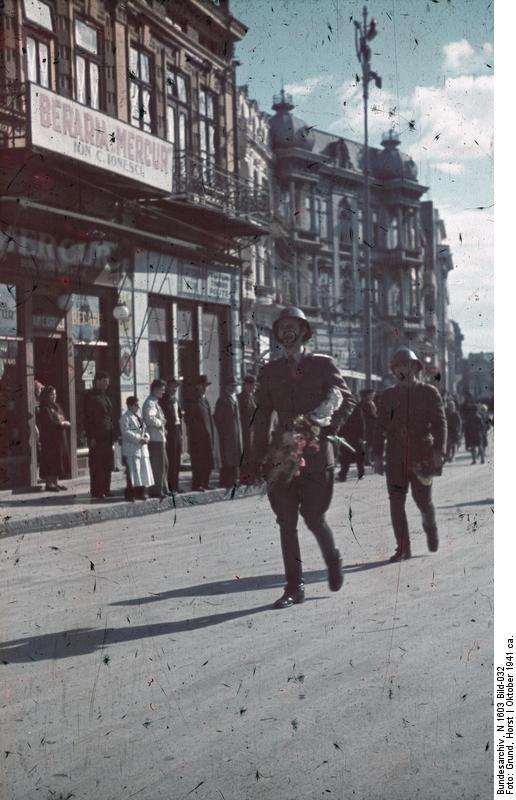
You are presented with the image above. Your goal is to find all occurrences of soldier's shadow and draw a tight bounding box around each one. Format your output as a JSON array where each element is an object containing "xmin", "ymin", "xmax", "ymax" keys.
[{"xmin": 110, "ymin": 559, "xmax": 393, "ymax": 607}]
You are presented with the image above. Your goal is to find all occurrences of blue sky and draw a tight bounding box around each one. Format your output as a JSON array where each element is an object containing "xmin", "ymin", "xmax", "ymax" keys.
[{"xmin": 231, "ymin": 0, "xmax": 494, "ymax": 355}]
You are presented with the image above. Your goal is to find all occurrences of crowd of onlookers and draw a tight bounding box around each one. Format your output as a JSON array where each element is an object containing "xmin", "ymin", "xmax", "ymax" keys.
[
  {"xmin": 33, "ymin": 370, "xmax": 260, "ymax": 500},
  {"xmin": 32, "ymin": 372, "xmax": 493, "ymax": 499}
]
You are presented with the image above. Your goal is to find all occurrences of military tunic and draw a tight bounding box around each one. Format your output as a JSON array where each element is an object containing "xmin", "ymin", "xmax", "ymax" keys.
[{"xmin": 253, "ymin": 350, "xmax": 353, "ymax": 589}]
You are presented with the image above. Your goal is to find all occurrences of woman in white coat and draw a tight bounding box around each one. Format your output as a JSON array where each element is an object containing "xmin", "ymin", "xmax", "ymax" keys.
[{"xmin": 120, "ymin": 396, "xmax": 154, "ymax": 500}]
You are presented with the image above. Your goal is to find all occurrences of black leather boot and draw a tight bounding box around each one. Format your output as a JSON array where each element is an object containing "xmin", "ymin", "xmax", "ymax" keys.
[
  {"xmin": 328, "ymin": 549, "xmax": 344, "ymax": 592},
  {"xmin": 273, "ymin": 584, "xmax": 305, "ymax": 609},
  {"xmin": 422, "ymin": 509, "xmax": 439, "ymax": 552}
]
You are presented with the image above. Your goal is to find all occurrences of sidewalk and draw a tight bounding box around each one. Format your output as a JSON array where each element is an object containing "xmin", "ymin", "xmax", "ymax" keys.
[{"xmin": 0, "ymin": 469, "xmax": 263, "ymax": 538}]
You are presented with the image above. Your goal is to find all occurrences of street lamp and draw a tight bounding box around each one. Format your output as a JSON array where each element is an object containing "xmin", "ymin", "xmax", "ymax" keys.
[{"xmin": 354, "ymin": 6, "xmax": 382, "ymax": 389}]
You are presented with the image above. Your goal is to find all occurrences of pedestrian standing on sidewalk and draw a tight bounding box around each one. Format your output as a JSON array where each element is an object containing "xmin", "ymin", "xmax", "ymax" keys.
[
  {"xmin": 337, "ymin": 397, "xmax": 365, "ymax": 482},
  {"xmin": 184, "ymin": 375, "xmax": 217, "ymax": 492},
  {"xmin": 142, "ymin": 379, "xmax": 169, "ymax": 499},
  {"xmin": 214, "ymin": 376, "xmax": 243, "ymax": 489},
  {"xmin": 159, "ymin": 376, "xmax": 184, "ymax": 493},
  {"xmin": 238, "ymin": 375, "xmax": 257, "ymax": 485},
  {"xmin": 252, "ymin": 306, "xmax": 353, "ymax": 609},
  {"xmin": 120, "ymin": 397, "xmax": 153, "ymax": 501},
  {"xmin": 372, "ymin": 347, "xmax": 447, "ymax": 561},
  {"xmin": 38, "ymin": 385, "xmax": 71, "ymax": 492},
  {"xmin": 84, "ymin": 371, "xmax": 114, "ymax": 499}
]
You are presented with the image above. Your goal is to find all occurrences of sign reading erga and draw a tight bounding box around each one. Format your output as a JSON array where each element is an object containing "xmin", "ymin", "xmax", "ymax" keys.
[{"xmin": 29, "ymin": 84, "xmax": 173, "ymax": 192}]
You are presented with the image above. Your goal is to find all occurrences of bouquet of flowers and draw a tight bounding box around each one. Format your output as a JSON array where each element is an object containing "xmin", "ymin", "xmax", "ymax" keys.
[{"xmin": 264, "ymin": 415, "xmax": 321, "ymax": 490}]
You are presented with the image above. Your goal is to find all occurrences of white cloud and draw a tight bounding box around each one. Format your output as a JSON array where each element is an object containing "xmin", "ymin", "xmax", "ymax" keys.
[
  {"xmin": 439, "ymin": 207, "xmax": 493, "ymax": 351},
  {"xmin": 284, "ymin": 76, "xmax": 329, "ymax": 98},
  {"xmin": 443, "ymin": 39, "xmax": 493, "ymax": 73},
  {"xmin": 434, "ymin": 162, "xmax": 464, "ymax": 175}
]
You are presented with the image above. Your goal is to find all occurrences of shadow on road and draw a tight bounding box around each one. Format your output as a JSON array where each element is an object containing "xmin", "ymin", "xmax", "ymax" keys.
[
  {"xmin": 109, "ymin": 559, "xmax": 394, "ymax": 607},
  {"xmin": 437, "ymin": 498, "xmax": 494, "ymax": 509},
  {"xmin": 0, "ymin": 599, "xmax": 328, "ymax": 664}
]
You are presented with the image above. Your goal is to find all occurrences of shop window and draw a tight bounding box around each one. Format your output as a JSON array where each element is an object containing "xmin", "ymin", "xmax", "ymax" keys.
[
  {"xmin": 129, "ymin": 45, "xmax": 152, "ymax": 133},
  {"xmin": 148, "ymin": 303, "xmax": 170, "ymax": 383},
  {"xmin": 0, "ymin": 285, "xmax": 23, "ymax": 487},
  {"xmin": 74, "ymin": 19, "xmax": 101, "ymax": 110},
  {"xmin": 201, "ymin": 309, "xmax": 221, "ymax": 407},
  {"xmin": 199, "ymin": 88, "xmax": 218, "ymax": 181}
]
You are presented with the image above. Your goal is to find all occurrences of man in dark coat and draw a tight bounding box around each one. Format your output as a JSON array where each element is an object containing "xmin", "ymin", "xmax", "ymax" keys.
[
  {"xmin": 214, "ymin": 376, "xmax": 243, "ymax": 489},
  {"xmin": 237, "ymin": 375, "xmax": 257, "ymax": 484},
  {"xmin": 359, "ymin": 388, "xmax": 377, "ymax": 465},
  {"xmin": 460, "ymin": 391, "xmax": 483, "ymax": 464},
  {"xmin": 253, "ymin": 307, "xmax": 354, "ymax": 609},
  {"xmin": 372, "ymin": 347, "xmax": 447, "ymax": 561},
  {"xmin": 84, "ymin": 370, "xmax": 114, "ymax": 499},
  {"xmin": 159, "ymin": 375, "xmax": 184, "ymax": 493},
  {"xmin": 445, "ymin": 398, "xmax": 462, "ymax": 462},
  {"xmin": 184, "ymin": 375, "xmax": 216, "ymax": 491},
  {"xmin": 337, "ymin": 397, "xmax": 365, "ymax": 482}
]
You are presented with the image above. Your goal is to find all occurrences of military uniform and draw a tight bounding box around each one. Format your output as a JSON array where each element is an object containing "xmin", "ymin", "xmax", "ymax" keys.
[
  {"xmin": 253, "ymin": 349, "xmax": 353, "ymax": 595},
  {"xmin": 373, "ymin": 379, "xmax": 447, "ymax": 557}
]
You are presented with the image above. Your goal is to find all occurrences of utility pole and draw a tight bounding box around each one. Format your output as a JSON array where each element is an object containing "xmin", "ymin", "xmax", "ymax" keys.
[{"xmin": 354, "ymin": 6, "xmax": 382, "ymax": 389}]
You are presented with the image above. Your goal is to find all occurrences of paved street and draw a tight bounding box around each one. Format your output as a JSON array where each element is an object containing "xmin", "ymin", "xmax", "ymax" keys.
[{"xmin": 1, "ymin": 451, "xmax": 493, "ymax": 800}]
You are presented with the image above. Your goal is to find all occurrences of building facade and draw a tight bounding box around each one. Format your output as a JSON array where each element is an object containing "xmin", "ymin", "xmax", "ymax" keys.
[
  {"xmin": 261, "ymin": 91, "xmax": 430, "ymax": 391},
  {"xmin": 0, "ymin": 0, "xmax": 269, "ymax": 488}
]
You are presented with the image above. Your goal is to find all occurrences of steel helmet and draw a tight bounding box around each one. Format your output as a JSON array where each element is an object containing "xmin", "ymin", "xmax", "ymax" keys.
[
  {"xmin": 390, "ymin": 346, "xmax": 423, "ymax": 372},
  {"xmin": 272, "ymin": 306, "xmax": 313, "ymax": 342}
]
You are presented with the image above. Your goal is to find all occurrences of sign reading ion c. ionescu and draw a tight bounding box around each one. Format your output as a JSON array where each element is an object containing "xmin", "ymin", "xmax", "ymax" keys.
[{"xmin": 29, "ymin": 84, "xmax": 174, "ymax": 192}]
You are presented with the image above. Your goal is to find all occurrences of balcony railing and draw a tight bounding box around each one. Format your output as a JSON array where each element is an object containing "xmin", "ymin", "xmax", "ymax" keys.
[{"xmin": 171, "ymin": 152, "xmax": 270, "ymax": 227}]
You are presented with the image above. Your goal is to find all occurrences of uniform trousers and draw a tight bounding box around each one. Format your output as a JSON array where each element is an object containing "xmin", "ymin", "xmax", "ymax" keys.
[
  {"xmin": 385, "ymin": 462, "xmax": 437, "ymax": 553},
  {"xmin": 267, "ymin": 468, "xmax": 338, "ymax": 589},
  {"xmin": 219, "ymin": 465, "xmax": 238, "ymax": 489},
  {"xmin": 166, "ymin": 426, "xmax": 182, "ymax": 492},
  {"xmin": 88, "ymin": 439, "xmax": 113, "ymax": 497},
  {"xmin": 148, "ymin": 441, "xmax": 169, "ymax": 497}
]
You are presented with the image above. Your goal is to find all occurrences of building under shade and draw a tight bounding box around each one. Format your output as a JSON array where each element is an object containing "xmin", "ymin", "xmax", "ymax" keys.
[{"xmin": 0, "ymin": 0, "xmax": 270, "ymax": 489}]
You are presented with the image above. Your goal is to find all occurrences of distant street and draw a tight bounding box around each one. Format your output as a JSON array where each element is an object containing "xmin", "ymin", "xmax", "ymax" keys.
[{"xmin": 1, "ymin": 451, "xmax": 493, "ymax": 800}]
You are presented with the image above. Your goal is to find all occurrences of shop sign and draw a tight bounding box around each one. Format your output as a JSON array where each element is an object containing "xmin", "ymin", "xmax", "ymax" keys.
[
  {"xmin": 0, "ymin": 228, "xmax": 117, "ymax": 272},
  {"xmin": 33, "ymin": 314, "xmax": 65, "ymax": 332},
  {"xmin": 178, "ymin": 266, "xmax": 204, "ymax": 299},
  {"xmin": 207, "ymin": 272, "xmax": 231, "ymax": 303},
  {"xmin": 30, "ymin": 84, "xmax": 174, "ymax": 192},
  {"xmin": 0, "ymin": 284, "xmax": 17, "ymax": 337}
]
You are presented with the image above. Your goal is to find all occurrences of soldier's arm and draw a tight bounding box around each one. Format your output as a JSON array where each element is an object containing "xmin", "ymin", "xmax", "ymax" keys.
[
  {"xmin": 429, "ymin": 387, "xmax": 447, "ymax": 455},
  {"xmin": 252, "ymin": 368, "xmax": 273, "ymax": 465},
  {"xmin": 371, "ymin": 393, "xmax": 387, "ymax": 460}
]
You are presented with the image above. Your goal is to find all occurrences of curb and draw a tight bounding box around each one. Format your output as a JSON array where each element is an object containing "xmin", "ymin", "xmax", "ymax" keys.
[{"xmin": 0, "ymin": 484, "xmax": 264, "ymax": 538}]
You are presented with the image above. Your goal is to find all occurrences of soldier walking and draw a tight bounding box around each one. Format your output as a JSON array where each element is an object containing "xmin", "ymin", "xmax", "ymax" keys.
[
  {"xmin": 253, "ymin": 307, "xmax": 353, "ymax": 609},
  {"xmin": 372, "ymin": 347, "xmax": 447, "ymax": 561},
  {"xmin": 237, "ymin": 375, "xmax": 257, "ymax": 484}
]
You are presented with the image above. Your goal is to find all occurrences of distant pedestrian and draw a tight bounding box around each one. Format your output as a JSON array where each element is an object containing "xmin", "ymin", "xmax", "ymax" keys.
[
  {"xmin": 252, "ymin": 306, "xmax": 354, "ymax": 609},
  {"xmin": 38, "ymin": 385, "xmax": 71, "ymax": 491},
  {"xmin": 142, "ymin": 379, "xmax": 169, "ymax": 498},
  {"xmin": 184, "ymin": 375, "xmax": 216, "ymax": 492},
  {"xmin": 238, "ymin": 375, "xmax": 257, "ymax": 484},
  {"xmin": 337, "ymin": 399, "xmax": 365, "ymax": 482},
  {"xmin": 373, "ymin": 347, "xmax": 447, "ymax": 561},
  {"xmin": 120, "ymin": 397, "xmax": 153, "ymax": 501},
  {"xmin": 214, "ymin": 377, "xmax": 243, "ymax": 489},
  {"xmin": 359, "ymin": 389, "xmax": 377, "ymax": 465},
  {"xmin": 84, "ymin": 371, "xmax": 114, "ymax": 499},
  {"xmin": 445, "ymin": 398, "xmax": 462, "ymax": 462},
  {"xmin": 159, "ymin": 376, "xmax": 184, "ymax": 493},
  {"xmin": 460, "ymin": 392, "xmax": 483, "ymax": 464}
]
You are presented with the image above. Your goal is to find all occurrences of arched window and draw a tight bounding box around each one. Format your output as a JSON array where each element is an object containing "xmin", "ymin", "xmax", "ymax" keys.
[
  {"xmin": 387, "ymin": 283, "xmax": 400, "ymax": 316},
  {"xmin": 386, "ymin": 214, "xmax": 399, "ymax": 249},
  {"xmin": 339, "ymin": 198, "xmax": 353, "ymax": 247}
]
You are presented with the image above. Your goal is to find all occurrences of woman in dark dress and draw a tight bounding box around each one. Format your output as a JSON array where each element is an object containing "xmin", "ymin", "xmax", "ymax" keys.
[{"xmin": 37, "ymin": 385, "xmax": 70, "ymax": 491}]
